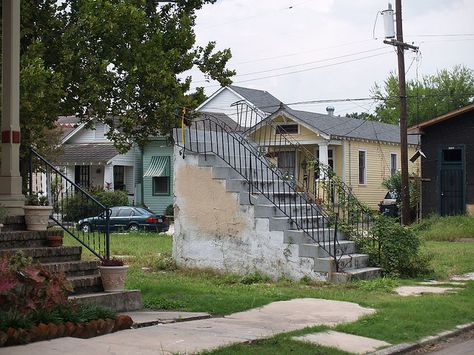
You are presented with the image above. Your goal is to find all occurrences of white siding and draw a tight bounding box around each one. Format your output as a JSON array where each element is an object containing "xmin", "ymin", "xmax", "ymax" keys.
[
  {"xmin": 67, "ymin": 122, "xmax": 110, "ymax": 144},
  {"xmin": 198, "ymin": 88, "xmax": 242, "ymax": 121}
]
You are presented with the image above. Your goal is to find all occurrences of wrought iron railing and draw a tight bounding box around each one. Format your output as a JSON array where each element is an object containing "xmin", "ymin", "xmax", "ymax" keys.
[
  {"xmin": 232, "ymin": 100, "xmax": 373, "ymax": 240},
  {"xmin": 175, "ymin": 115, "xmax": 349, "ymax": 271},
  {"xmin": 27, "ymin": 148, "xmax": 110, "ymax": 260}
]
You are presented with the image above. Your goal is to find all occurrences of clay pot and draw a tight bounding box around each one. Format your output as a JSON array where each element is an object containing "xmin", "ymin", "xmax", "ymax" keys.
[
  {"xmin": 0, "ymin": 330, "xmax": 7, "ymax": 346},
  {"xmin": 114, "ymin": 315, "xmax": 133, "ymax": 330},
  {"xmin": 24, "ymin": 206, "xmax": 53, "ymax": 231},
  {"xmin": 56, "ymin": 323, "xmax": 66, "ymax": 338},
  {"xmin": 28, "ymin": 325, "xmax": 41, "ymax": 342},
  {"xmin": 96, "ymin": 319, "xmax": 107, "ymax": 335},
  {"xmin": 47, "ymin": 323, "xmax": 58, "ymax": 339},
  {"xmin": 46, "ymin": 235, "xmax": 63, "ymax": 247},
  {"xmin": 37, "ymin": 323, "xmax": 50, "ymax": 341},
  {"xmin": 99, "ymin": 265, "xmax": 129, "ymax": 292},
  {"xmin": 104, "ymin": 318, "xmax": 116, "ymax": 334},
  {"xmin": 71, "ymin": 323, "xmax": 84, "ymax": 338}
]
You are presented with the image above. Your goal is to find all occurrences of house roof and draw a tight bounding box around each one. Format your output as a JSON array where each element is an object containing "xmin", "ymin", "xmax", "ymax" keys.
[
  {"xmin": 56, "ymin": 144, "xmax": 119, "ymax": 165},
  {"xmin": 408, "ymin": 102, "xmax": 474, "ymax": 132},
  {"xmin": 228, "ymin": 85, "xmax": 282, "ymax": 114},
  {"xmin": 264, "ymin": 107, "xmax": 418, "ymax": 144},
  {"xmin": 56, "ymin": 116, "xmax": 81, "ymax": 140}
]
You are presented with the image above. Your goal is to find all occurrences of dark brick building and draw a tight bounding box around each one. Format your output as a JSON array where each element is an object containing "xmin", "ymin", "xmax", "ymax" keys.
[{"xmin": 408, "ymin": 103, "xmax": 474, "ymax": 217}]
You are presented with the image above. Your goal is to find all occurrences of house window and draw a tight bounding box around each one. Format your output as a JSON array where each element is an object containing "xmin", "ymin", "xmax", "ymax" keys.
[
  {"xmin": 75, "ymin": 166, "xmax": 90, "ymax": 188},
  {"xmin": 114, "ymin": 166, "xmax": 125, "ymax": 190},
  {"xmin": 145, "ymin": 156, "xmax": 171, "ymax": 196},
  {"xmin": 276, "ymin": 124, "xmax": 298, "ymax": 134},
  {"xmin": 390, "ymin": 153, "xmax": 397, "ymax": 176},
  {"xmin": 358, "ymin": 150, "xmax": 366, "ymax": 185},
  {"xmin": 153, "ymin": 177, "xmax": 170, "ymax": 195},
  {"xmin": 277, "ymin": 151, "xmax": 296, "ymax": 178}
]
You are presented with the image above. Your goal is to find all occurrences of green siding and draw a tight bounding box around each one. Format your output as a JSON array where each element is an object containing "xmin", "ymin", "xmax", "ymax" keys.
[{"xmin": 142, "ymin": 138, "xmax": 174, "ymax": 214}]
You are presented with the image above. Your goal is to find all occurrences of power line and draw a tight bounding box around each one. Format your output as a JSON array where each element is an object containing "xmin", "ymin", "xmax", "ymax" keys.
[{"xmin": 202, "ymin": 51, "xmax": 393, "ymax": 87}]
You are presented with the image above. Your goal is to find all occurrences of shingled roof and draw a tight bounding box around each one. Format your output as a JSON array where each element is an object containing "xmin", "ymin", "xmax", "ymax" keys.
[
  {"xmin": 56, "ymin": 144, "xmax": 119, "ymax": 165},
  {"xmin": 270, "ymin": 107, "xmax": 418, "ymax": 145},
  {"xmin": 229, "ymin": 85, "xmax": 282, "ymax": 114}
]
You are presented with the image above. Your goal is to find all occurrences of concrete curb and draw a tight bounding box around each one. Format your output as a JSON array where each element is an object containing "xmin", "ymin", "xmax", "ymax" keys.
[{"xmin": 372, "ymin": 322, "xmax": 474, "ymax": 355}]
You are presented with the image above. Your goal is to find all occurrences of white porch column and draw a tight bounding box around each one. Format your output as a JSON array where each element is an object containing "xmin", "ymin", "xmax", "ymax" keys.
[
  {"xmin": 104, "ymin": 165, "xmax": 114, "ymax": 190},
  {"xmin": 0, "ymin": 0, "xmax": 24, "ymax": 215},
  {"xmin": 318, "ymin": 141, "xmax": 329, "ymax": 179}
]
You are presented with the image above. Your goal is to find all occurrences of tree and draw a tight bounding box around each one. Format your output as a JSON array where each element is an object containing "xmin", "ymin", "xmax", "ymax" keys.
[
  {"xmin": 1, "ymin": 0, "xmax": 234, "ymax": 167},
  {"xmin": 372, "ymin": 65, "xmax": 474, "ymax": 126}
]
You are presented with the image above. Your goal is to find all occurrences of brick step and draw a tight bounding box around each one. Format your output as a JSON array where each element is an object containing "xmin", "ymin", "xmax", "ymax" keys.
[
  {"xmin": 0, "ymin": 246, "xmax": 82, "ymax": 263},
  {"xmin": 42, "ymin": 260, "xmax": 100, "ymax": 277},
  {"xmin": 2, "ymin": 215, "xmax": 26, "ymax": 231},
  {"xmin": 68, "ymin": 274, "xmax": 103, "ymax": 294},
  {"xmin": 0, "ymin": 230, "xmax": 50, "ymax": 248},
  {"xmin": 70, "ymin": 290, "xmax": 142, "ymax": 312}
]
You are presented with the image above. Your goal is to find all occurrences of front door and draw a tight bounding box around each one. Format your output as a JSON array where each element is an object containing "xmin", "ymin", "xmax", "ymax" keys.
[{"xmin": 439, "ymin": 146, "xmax": 465, "ymax": 216}]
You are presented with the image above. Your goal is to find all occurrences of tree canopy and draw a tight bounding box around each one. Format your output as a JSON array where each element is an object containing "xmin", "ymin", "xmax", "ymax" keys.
[
  {"xmin": 372, "ymin": 65, "xmax": 474, "ymax": 126},
  {"xmin": 1, "ymin": 0, "xmax": 235, "ymax": 162}
]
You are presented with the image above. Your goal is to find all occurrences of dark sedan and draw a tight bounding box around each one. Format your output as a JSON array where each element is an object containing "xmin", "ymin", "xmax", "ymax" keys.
[{"xmin": 78, "ymin": 206, "xmax": 169, "ymax": 233}]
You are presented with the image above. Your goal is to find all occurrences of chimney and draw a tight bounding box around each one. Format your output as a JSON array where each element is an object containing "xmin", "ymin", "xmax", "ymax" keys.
[{"xmin": 326, "ymin": 106, "xmax": 335, "ymax": 116}]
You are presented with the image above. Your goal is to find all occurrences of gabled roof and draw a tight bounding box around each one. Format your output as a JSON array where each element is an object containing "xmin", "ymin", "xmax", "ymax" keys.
[
  {"xmin": 260, "ymin": 107, "xmax": 417, "ymax": 144},
  {"xmin": 408, "ymin": 102, "xmax": 474, "ymax": 132},
  {"xmin": 56, "ymin": 116, "xmax": 81, "ymax": 141},
  {"xmin": 56, "ymin": 144, "xmax": 119, "ymax": 165},
  {"xmin": 228, "ymin": 85, "xmax": 282, "ymax": 113}
]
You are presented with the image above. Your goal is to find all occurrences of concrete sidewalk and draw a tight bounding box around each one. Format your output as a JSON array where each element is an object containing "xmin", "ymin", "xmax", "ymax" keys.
[{"xmin": 2, "ymin": 298, "xmax": 375, "ymax": 355}]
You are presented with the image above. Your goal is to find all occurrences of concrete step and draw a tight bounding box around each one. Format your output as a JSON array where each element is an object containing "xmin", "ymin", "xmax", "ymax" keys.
[
  {"xmin": 255, "ymin": 203, "xmax": 323, "ymax": 218},
  {"xmin": 0, "ymin": 230, "xmax": 49, "ymax": 248},
  {"xmin": 68, "ymin": 274, "xmax": 103, "ymax": 294},
  {"xmin": 298, "ymin": 240, "xmax": 356, "ymax": 259},
  {"xmin": 284, "ymin": 228, "xmax": 345, "ymax": 244},
  {"xmin": 315, "ymin": 254, "xmax": 369, "ymax": 273},
  {"xmin": 226, "ymin": 179, "xmax": 290, "ymax": 194},
  {"xmin": 270, "ymin": 215, "xmax": 329, "ymax": 231},
  {"xmin": 70, "ymin": 290, "xmax": 142, "ymax": 312},
  {"xmin": 42, "ymin": 260, "xmax": 100, "ymax": 277},
  {"xmin": 0, "ymin": 246, "xmax": 82, "ymax": 263},
  {"xmin": 345, "ymin": 267, "xmax": 382, "ymax": 280}
]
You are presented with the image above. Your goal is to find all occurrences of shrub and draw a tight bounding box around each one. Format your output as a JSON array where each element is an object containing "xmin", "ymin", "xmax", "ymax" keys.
[
  {"xmin": 0, "ymin": 252, "xmax": 73, "ymax": 314},
  {"xmin": 165, "ymin": 204, "xmax": 174, "ymax": 217},
  {"xmin": 62, "ymin": 188, "xmax": 129, "ymax": 221},
  {"xmin": 355, "ymin": 215, "xmax": 432, "ymax": 278}
]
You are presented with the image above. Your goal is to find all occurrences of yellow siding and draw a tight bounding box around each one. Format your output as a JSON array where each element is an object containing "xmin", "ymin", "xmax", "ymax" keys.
[{"xmin": 344, "ymin": 140, "xmax": 420, "ymax": 209}]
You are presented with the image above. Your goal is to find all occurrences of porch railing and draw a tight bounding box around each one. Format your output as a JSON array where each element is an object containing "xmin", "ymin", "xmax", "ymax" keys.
[
  {"xmin": 175, "ymin": 115, "xmax": 349, "ymax": 271},
  {"xmin": 232, "ymin": 100, "xmax": 373, "ymax": 240},
  {"xmin": 27, "ymin": 148, "xmax": 110, "ymax": 260}
]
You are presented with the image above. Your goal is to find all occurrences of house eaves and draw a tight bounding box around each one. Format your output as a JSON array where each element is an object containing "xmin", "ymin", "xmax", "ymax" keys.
[{"xmin": 408, "ymin": 102, "xmax": 474, "ymax": 133}]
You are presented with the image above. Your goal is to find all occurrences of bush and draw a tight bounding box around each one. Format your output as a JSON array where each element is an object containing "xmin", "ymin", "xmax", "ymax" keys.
[
  {"xmin": 63, "ymin": 188, "xmax": 129, "ymax": 221},
  {"xmin": 0, "ymin": 252, "xmax": 73, "ymax": 314},
  {"xmin": 355, "ymin": 215, "xmax": 432, "ymax": 277},
  {"xmin": 165, "ymin": 204, "xmax": 174, "ymax": 217}
]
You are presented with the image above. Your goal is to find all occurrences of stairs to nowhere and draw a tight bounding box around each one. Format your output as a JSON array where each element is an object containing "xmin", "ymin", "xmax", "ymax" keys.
[
  {"xmin": 0, "ymin": 223, "xmax": 142, "ymax": 311},
  {"xmin": 175, "ymin": 122, "xmax": 381, "ymax": 281}
]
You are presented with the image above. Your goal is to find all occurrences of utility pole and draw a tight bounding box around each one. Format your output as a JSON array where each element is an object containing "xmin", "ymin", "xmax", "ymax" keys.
[{"xmin": 383, "ymin": 1, "xmax": 418, "ymax": 225}]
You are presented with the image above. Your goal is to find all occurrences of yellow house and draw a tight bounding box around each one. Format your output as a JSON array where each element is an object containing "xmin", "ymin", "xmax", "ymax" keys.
[{"xmin": 248, "ymin": 106, "xmax": 419, "ymax": 209}]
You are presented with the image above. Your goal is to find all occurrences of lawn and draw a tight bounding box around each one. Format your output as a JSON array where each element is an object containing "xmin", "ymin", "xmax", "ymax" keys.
[
  {"xmin": 411, "ymin": 214, "xmax": 474, "ymax": 241},
  {"xmin": 64, "ymin": 228, "xmax": 474, "ymax": 352}
]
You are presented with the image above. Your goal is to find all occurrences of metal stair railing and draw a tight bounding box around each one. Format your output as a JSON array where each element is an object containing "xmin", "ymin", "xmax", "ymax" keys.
[
  {"xmin": 232, "ymin": 100, "xmax": 373, "ymax": 241},
  {"xmin": 27, "ymin": 148, "xmax": 110, "ymax": 260},
  {"xmin": 175, "ymin": 115, "xmax": 349, "ymax": 271}
]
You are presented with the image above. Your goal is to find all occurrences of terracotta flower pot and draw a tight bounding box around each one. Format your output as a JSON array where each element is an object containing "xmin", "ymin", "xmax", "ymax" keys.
[
  {"xmin": 46, "ymin": 235, "xmax": 63, "ymax": 247},
  {"xmin": 99, "ymin": 265, "xmax": 129, "ymax": 292},
  {"xmin": 37, "ymin": 323, "xmax": 50, "ymax": 341},
  {"xmin": 0, "ymin": 330, "xmax": 7, "ymax": 346},
  {"xmin": 104, "ymin": 318, "xmax": 115, "ymax": 334},
  {"xmin": 64, "ymin": 321, "xmax": 75, "ymax": 337}
]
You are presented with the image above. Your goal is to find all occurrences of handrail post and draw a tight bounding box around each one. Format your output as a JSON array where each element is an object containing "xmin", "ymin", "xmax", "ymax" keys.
[
  {"xmin": 105, "ymin": 207, "xmax": 111, "ymax": 260},
  {"xmin": 28, "ymin": 148, "xmax": 33, "ymax": 195}
]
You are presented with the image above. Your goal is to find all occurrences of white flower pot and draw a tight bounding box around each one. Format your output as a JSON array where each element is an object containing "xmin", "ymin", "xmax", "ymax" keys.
[
  {"xmin": 24, "ymin": 206, "xmax": 53, "ymax": 231},
  {"xmin": 99, "ymin": 265, "xmax": 129, "ymax": 292}
]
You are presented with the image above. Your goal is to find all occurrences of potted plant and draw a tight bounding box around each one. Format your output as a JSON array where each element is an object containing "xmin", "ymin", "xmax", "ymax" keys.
[
  {"xmin": 24, "ymin": 193, "xmax": 53, "ymax": 231},
  {"xmin": 99, "ymin": 258, "xmax": 129, "ymax": 292},
  {"xmin": 46, "ymin": 230, "xmax": 63, "ymax": 247}
]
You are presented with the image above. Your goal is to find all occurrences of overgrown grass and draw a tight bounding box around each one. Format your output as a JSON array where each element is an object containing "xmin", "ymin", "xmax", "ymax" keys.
[
  {"xmin": 412, "ymin": 214, "xmax": 474, "ymax": 241},
  {"xmin": 64, "ymin": 231, "xmax": 474, "ymax": 349}
]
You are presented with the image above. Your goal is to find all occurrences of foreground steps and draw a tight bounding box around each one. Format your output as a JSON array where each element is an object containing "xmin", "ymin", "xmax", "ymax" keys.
[{"xmin": 0, "ymin": 229, "xmax": 142, "ymax": 311}]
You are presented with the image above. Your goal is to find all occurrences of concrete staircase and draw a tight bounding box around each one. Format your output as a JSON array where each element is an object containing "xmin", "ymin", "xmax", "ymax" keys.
[
  {"xmin": 196, "ymin": 152, "xmax": 380, "ymax": 280},
  {"xmin": 175, "ymin": 123, "xmax": 380, "ymax": 281},
  {"xmin": 0, "ymin": 220, "xmax": 142, "ymax": 311}
]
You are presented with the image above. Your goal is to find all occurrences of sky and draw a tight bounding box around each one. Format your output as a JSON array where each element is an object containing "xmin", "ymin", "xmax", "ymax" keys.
[{"xmin": 187, "ymin": 0, "xmax": 474, "ymax": 116}]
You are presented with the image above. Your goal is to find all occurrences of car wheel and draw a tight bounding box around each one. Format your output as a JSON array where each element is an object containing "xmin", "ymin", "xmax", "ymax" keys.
[
  {"xmin": 128, "ymin": 223, "xmax": 139, "ymax": 232},
  {"xmin": 81, "ymin": 223, "xmax": 92, "ymax": 233}
]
